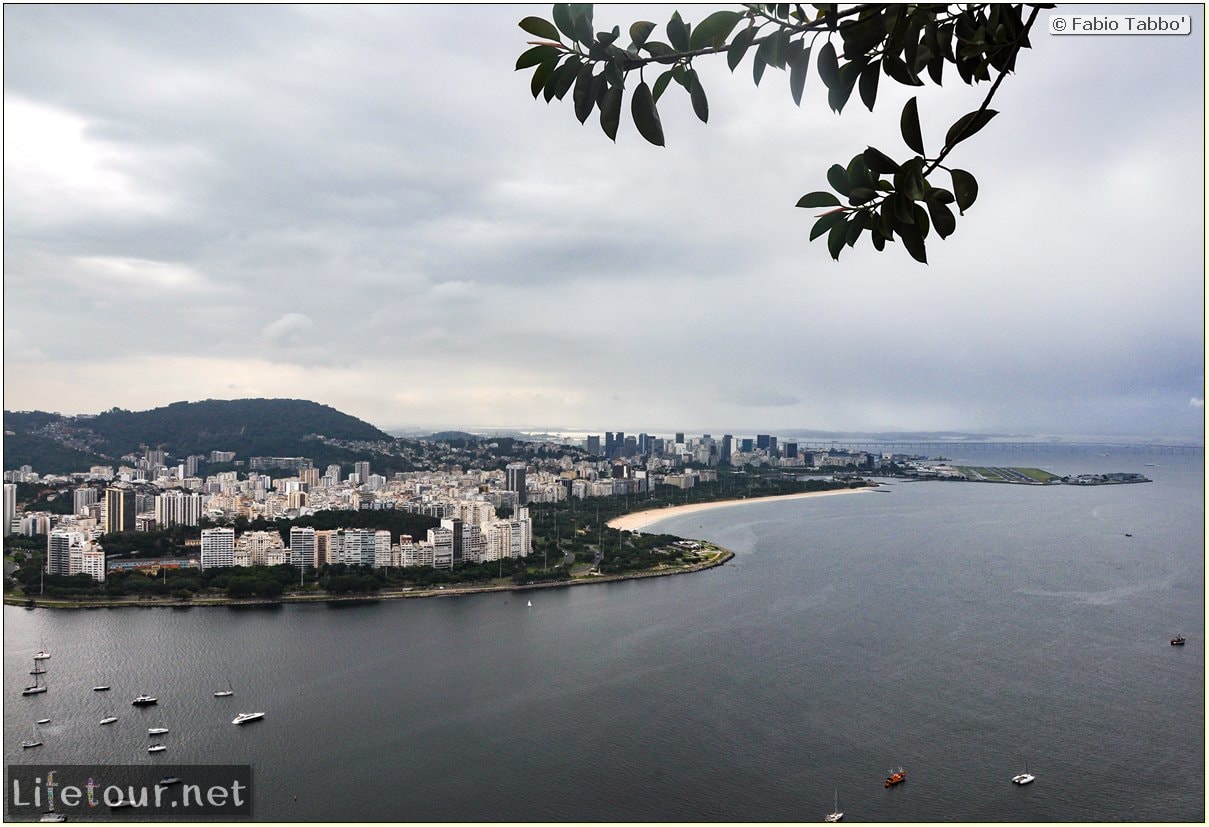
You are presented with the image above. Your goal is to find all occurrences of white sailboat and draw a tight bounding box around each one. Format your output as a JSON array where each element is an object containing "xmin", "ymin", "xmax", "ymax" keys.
[
  {"xmin": 148, "ymin": 727, "xmax": 169, "ymax": 735},
  {"xmin": 21, "ymin": 725, "xmax": 44, "ymax": 749},
  {"xmin": 99, "ymin": 716, "xmax": 118, "ymax": 725},
  {"xmin": 23, "ymin": 666, "xmax": 48, "ymax": 695},
  {"xmin": 214, "ymin": 679, "xmax": 234, "ymax": 698},
  {"xmin": 824, "ymin": 788, "xmax": 843, "ymax": 822},
  {"xmin": 527, "ymin": 599, "xmax": 532, "ymax": 607},
  {"xmin": 1011, "ymin": 759, "xmax": 1036, "ymax": 785}
]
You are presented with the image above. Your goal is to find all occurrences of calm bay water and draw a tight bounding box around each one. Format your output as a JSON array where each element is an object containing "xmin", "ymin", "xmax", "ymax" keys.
[{"xmin": 5, "ymin": 446, "xmax": 1204, "ymax": 822}]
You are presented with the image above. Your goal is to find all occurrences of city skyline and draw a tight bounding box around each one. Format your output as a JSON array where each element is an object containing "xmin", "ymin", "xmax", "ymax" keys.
[{"xmin": 4, "ymin": 4, "xmax": 1204, "ymax": 441}]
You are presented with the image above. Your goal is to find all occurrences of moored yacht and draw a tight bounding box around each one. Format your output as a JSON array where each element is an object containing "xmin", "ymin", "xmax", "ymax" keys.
[
  {"xmin": 232, "ymin": 712, "xmax": 265, "ymax": 725},
  {"xmin": 148, "ymin": 727, "xmax": 169, "ymax": 735},
  {"xmin": 132, "ymin": 694, "xmax": 158, "ymax": 706}
]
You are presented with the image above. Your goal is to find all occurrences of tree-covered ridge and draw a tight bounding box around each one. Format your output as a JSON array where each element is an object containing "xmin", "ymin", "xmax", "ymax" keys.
[
  {"xmin": 88, "ymin": 398, "xmax": 392, "ymax": 455},
  {"xmin": 3, "ymin": 398, "xmax": 396, "ymax": 471},
  {"xmin": 0, "ymin": 433, "xmax": 109, "ymax": 474}
]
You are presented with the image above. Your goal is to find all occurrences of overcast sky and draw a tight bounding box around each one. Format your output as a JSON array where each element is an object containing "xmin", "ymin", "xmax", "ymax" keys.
[{"xmin": 3, "ymin": 4, "xmax": 1204, "ymax": 442}]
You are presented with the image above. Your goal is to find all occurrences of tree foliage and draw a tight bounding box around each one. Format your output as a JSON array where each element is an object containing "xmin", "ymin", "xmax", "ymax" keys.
[{"xmin": 518, "ymin": 3, "xmax": 1047, "ymax": 262}]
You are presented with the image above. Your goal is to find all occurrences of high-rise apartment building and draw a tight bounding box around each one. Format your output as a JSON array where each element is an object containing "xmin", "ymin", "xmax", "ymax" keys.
[
  {"xmin": 429, "ymin": 527, "xmax": 454, "ymax": 569},
  {"xmin": 155, "ymin": 490, "xmax": 203, "ymax": 527},
  {"xmin": 505, "ymin": 463, "xmax": 528, "ymax": 506},
  {"xmin": 354, "ymin": 462, "xmax": 371, "ymax": 485},
  {"xmin": 47, "ymin": 529, "xmax": 79, "ymax": 576},
  {"xmin": 289, "ymin": 526, "xmax": 317, "ymax": 569},
  {"xmin": 4, "ymin": 483, "xmax": 17, "ymax": 535},
  {"xmin": 200, "ymin": 527, "xmax": 236, "ymax": 569},
  {"xmin": 73, "ymin": 487, "xmax": 99, "ymax": 515},
  {"xmin": 341, "ymin": 529, "xmax": 377, "ymax": 566},
  {"xmin": 47, "ymin": 529, "xmax": 106, "ymax": 581},
  {"xmin": 585, "ymin": 435, "xmax": 601, "ymax": 456},
  {"xmin": 104, "ymin": 487, "xmax": 136, "ymax": 534}
]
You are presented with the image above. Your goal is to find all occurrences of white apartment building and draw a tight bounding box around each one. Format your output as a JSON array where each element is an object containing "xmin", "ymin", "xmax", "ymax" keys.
[
  {"xmin": 200, "ymin": 527, "xmax": 236, "ymax": 569},
  {"xmin": 154, "ymin": 489, "xmax": 204, "ymax": 527},
  {"xmin": 289, "ymin": 526, "xmax": 317, "ymax": 568}
]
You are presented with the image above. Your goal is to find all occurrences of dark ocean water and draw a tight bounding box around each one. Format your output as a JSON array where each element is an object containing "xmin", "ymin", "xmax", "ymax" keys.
[{"xmin": 5, "ymin": 446, "xmax": 1203, "ymax": 822}]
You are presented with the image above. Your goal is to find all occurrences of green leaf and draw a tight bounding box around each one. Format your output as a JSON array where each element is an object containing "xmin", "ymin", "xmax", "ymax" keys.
[
  {"xmin": 599, "ymin": 85, "xmax": 622, "ymax": 142},
  {"xmin": 573, "ymin": 63, "xmax": 596, "ymax": 123},
  {"xmin": 826, "ymin": 163, "xmax": 851, "ymax": 196},
  {"xmin": 689, "ymin": 10, "xmax": 743, "ymax": 49},
  {"xmin": 652, "ymin": 69, "xmax": 675, "ymax": 102},
  {"xmin": 901, "ymin": 163, "xmax": 926, "ymax": 201},
  {"xmin": 913, "ymin": 203, "xmax": 931, "ymax": 238},
  {"xmin": 667, "ymin": 11, "xmax": 690, "ymax": 51},
  {"xmin": 810, "ymin": 209, "xmax": 846, "ymax": 240},
  {"xmin": 846, "ymin": 154, "xmax": 872, "ymax": 190},
  {"xmin": 516, "ymin": 45, "xmax": 560, "ymax": 71},
  {"xmin": 552, "ymin": 5, "xmax": 576, "ymax": 40},
  {"xmin": 945, "ymin": 109, "xmax": 998, "ymax": 148},
  {"xmin": 631, "ymin": 82, "xmax": 665, "ymax": 146},
  {"xmin": 530, "ymin": 59, "xmax": 557, "ymax": 98},
  {"xmin": 926, "ymin": 196, "xmax": 956, "ymax": 238},
  {"xmin": 848, "ymin": 187, "xmax": 877, "ymax": 206},
  {"xmin": 520, "ymin": 17, "xmax": 562, "ymax": 41},
  {"xmin": 549, "ymin": 58, "xmax": 580, "ymax": 101},
  {"xmin": 828, "ymin": 61, "xmax": 861, "ymax": 113},
  {"xmin": 789, "ymin": 46, "xmax": 811, "ymax": 106},
  {"xmin": 845, "ymin": 211, "xmax": 868, "ymax": 247},
  {"xmin": 881, "ymin": 53, "xmax": 923, "ymax": 86},
  {"xmin": 863, "ymin": 146, "xmax": 899, "ymax": 175},
  {"xmin": 629, "ymin": 21, "xmax": 656, "ymax": 49},
  {"xmin": 900, "ymin": 97, "xmax": 924, "ymax": 155},
  {"xmin": 728, "ymin": 26, "xmax": 757, "ymax": 71},
  {"xmin": 898, "ymin": 224, "xmax": 928, "ymax": 263},
  {"xmin": 752, "ymin": 48, "xmax": 768, "ymax": 86},
  {"xmin": 817, "ymin": 40, "xmax": 840, "ymax": 89},
  {"xmin": 827, "ymin": 220, "xmax": 848, "ymax": 260},
  {"xmin": 640, "ymin": 39, "xmax": 672, "ymax": 54},
  {"xmin": 950, "ymin": 168, "xmax": 978, "ymax": 213},
  {"xmin": 858, "ymin": 60, "xmax": 880, "ymax": 111},
  {"xmin": 687, "ymin": 70, "xmax": 709, "ymax": 123},
  {"xmin": 796, "ymin": 191, "xmax": 842, "ymax": 209},
  {"xmin": 569, "ymin": 4, "xmax": 594, "ymax": 46}
]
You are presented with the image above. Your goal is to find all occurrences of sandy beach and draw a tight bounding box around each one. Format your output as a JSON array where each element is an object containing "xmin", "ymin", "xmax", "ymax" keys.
[{"xmin": 607, "ymin": 487, "xmax": 873, "ymax": 532}]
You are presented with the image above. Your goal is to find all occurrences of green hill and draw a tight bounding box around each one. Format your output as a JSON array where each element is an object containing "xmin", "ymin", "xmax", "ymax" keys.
[{"xmin": 4, "ymin": 399, "xmax": 395, "ymax": 472}]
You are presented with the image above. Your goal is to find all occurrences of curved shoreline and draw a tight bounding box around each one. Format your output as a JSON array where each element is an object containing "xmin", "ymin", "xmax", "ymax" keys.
[
  {"xmin": 3, "ymin": 546, "xmax": 735, "ymax": 610},
  {"xmin": 7, "ymin": 488, "xmax": 869, "ymax": 610},
  {"xmin": 607, "ymin": 486, "xmax": 874, "ymax": 532}
]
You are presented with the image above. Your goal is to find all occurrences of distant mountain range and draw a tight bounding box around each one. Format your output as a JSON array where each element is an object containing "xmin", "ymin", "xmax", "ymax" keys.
[{"xmin": 3, "ymin": 398, "xmax": 394, "ymax": 473}]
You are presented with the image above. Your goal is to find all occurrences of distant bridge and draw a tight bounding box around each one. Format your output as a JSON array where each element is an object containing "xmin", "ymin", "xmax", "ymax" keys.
[{"xmin": 796, "ymin": 441, "xmax": 1202, "ymax": 456}]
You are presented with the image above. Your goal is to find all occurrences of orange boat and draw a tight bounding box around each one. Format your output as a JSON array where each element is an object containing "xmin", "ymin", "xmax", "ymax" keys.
[{"xmin": 884, "ymin": 767, "xmax": 908, "ymax": 787}]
